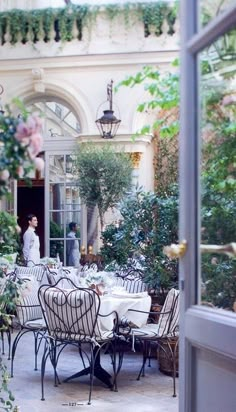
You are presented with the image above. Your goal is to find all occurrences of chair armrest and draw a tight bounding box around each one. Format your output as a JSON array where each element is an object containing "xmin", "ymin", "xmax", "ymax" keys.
[{"xmin": 128, "ymin": 308, "xmax": 172, "ymax": 315}]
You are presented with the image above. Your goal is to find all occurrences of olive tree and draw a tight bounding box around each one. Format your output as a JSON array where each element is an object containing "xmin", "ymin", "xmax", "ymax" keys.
[{"xmin": 73, "ymin": 143, "xmax": 132, "ymax": 230}]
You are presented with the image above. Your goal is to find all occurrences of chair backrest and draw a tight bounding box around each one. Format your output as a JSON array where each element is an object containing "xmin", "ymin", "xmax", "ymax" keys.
[
  {"xmin": 16, "ymin": 277, "xmax": 42, "ymax": 325},
  {"xmin": 38, "ymin": 279, "xmax": 102, "ymax": 342},
  {"xmin": 15, "ymin": 264, "xmax": 46, "ymax": 283},
  {"xmin": 114, "ymin": 269, "xmax": 147, "ymax": 294},
  {"xmin": 46, "ymin": 268, "xmax": 80, "ymax": 288},
  {"xmin": 157, "ymin": 288, "xmax": 179, "ymax": 337}
]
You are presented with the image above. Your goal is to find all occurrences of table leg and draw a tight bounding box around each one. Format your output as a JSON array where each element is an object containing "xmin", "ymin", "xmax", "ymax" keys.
[{"xmin": 64, "ymin": 347, "xmax": 113, "ymax": 388}]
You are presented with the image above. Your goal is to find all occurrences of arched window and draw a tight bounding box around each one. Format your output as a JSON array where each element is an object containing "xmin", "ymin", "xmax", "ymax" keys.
[{"xmin": 26, "ymin": 97, "xmax": 81, "ymax": 139}]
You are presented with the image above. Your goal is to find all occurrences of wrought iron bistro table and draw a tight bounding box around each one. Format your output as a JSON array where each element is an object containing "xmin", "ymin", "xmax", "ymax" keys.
[{"xmin": 64, "ymin": 291, "xmax": 151, "ymax": 388}]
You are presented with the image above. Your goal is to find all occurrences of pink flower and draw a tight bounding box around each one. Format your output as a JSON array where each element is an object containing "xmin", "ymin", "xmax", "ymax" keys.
[
  {"xmin": 15, "ymin": 114, "xmax": 42, "ymax": 142},
  {"xmin": 33, "ymin": 157, "xmax": 44, "ymax": 172},
  {"xmin": 27, "ymin": 133, "xmax": 43, "ymax": 159},
  {"xmin": 0, "ymin": 169, "xmax": 10, "ymax": 181},
  {"xmin": 222, "ymin": 94, "xmax": 236, "ymax": 106}
]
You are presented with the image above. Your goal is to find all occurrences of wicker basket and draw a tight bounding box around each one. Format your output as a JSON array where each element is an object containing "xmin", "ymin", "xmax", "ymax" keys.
[{"xmin": 157, "ymin": 336, "xmax": 179, "ymax": 376}]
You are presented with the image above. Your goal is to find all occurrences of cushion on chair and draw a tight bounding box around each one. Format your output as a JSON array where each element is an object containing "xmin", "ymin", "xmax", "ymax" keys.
[
  {"xmin": 17, "ymin": 278, "xmax": 42, "ymax": 325},
  {"xmin": 15, "ymin": 265, "xmax": 46, "ymax": 282},
  {"xmin": 157, "ymin": 288, "xmax": 179, "ymax": 337}
]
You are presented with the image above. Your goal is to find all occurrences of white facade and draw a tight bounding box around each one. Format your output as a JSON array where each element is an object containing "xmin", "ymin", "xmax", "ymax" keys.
[{"xmin": 0, "ymin": 1, "xmax": 179, "ymax": 258}]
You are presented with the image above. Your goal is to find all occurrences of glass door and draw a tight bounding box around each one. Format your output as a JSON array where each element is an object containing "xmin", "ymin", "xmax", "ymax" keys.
[
  {"xmin": 179, "ymin": 1, "xmax": 236, "ymax": 411},
  {"xmin": 45, "ymin": 152, "xmax": 81, "ymax": 265}
]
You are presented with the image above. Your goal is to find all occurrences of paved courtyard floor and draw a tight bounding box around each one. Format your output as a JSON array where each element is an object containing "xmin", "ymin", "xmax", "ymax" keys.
[{"xmin": 3, "ymin": 331, "xmax": 178, "ymax": 412}]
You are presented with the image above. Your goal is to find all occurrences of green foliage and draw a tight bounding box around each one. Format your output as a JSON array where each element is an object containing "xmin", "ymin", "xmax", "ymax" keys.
[
  {"xmin": 0, "ymin": 2, "xmax": 177, "ymax": 45},
  {"xmin": 117, "ymin": 62, "xmax": 180, "ymax": 139},
  {"xmin": 49, "ymin": 220, "xmax": 64, "ymax": 259},
  {"xmin": 100, "ymin": 223, "xmax": 131, "ymax": 267},
  {"xmin": 0, "ymin": 358, "xmax": 15, "ymax": 411},
  {"xmin": 117, "ymin": 61, "xmax": 179, "ymax": 193},
  {"xmin": 0, "ymin": 269, "xmax": 22, "ymax": 411},
  {"xmin": 202, "ymin": 258, "xmax": 236, "ymax": 309},
  {"xmin": 74, "ymin": 144, "xmax": 132, "ymax": 229},
  {"xmin": 200, "ymin": 80, "xmax": 236, "ymax": 310},
  {"xmin": 101, "ymin": 187, "xmax": 179, "ymax": 291},
  {"xmin": 0, "ymin": 212, "xmax": 20, "ymax": 255}
]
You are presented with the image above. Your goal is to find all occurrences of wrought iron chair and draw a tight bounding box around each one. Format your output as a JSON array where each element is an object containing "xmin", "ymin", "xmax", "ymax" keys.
[
  {"xmin": 11, "ymin": 276, "xmax": 46, "ymax": 377},
  {"xmin": 38, "ymin": 278, "xmax": 119, "ymax": 405},
  {"xmin": 0, "ymin": 274, "xmax": 13, "ymax": 360},
  {"xmin": 119, "ymin": 288, "xmax": 179, "ymax": 397},
  {"xmin": 46, "ymin": 267, "xmax": 80, "ymax": 288},
  {"xmin": 115, "ymin": 269, "xmax": 147, "ymax": 294},
  {"xmin": 15, "ymin": 263, "xmax": 47, "ymax": 284}
]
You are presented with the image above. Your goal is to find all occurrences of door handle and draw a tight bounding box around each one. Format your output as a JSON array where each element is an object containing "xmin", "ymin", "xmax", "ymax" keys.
[
  {"xmin": 200, "ymin": 243, "xmax": 236, "ymax": 258},
  {"xmin": 163, "ymin": 241, "xmax": 236, "ymax": 259},
  {"xmin": 163, "ymin": 240, "xmax": 187, "ymax": 259}
]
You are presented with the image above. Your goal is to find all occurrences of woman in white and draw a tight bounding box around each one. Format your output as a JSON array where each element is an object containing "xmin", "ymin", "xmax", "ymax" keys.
[{"xmin": 23, "ymin": 214, "xmax": 40, "ymax": 266}]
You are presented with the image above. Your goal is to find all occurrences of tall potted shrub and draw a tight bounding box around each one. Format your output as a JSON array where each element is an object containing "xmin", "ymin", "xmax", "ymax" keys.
[{"xmin": 73, "ymin": 143, "xmax": 132, "ymax": 231}]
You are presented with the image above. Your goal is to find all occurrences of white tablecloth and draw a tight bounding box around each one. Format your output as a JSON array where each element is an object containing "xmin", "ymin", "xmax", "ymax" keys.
[{"xmin": 99, "ymin": 292, "xmax": 151, "ymax": 331}]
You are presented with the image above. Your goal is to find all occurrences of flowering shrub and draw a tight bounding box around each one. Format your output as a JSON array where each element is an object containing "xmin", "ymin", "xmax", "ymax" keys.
[
  {"xmin": 0, "ymin": 103, "xmax": 44, "ymax": 411},
  {"xmin": 0, "ymin": 211, "xmax": 21, "ymax": 256},
  {"xmin": 0, "ymin": 107, "xmax": 44, "ymax": 197}
]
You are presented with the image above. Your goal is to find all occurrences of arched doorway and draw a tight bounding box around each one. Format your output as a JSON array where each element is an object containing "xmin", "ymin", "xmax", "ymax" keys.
[{"xmin": 17, "ymin": 97, "xmax": 83, "ymax": 264}]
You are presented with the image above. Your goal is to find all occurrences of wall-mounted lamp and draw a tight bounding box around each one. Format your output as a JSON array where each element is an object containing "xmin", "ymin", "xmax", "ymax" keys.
[{"xmin": 95, "ymin": 80, "xmax": 121, "ymax": 139}]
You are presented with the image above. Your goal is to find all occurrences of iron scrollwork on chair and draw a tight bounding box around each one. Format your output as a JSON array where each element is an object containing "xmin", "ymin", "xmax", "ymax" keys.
[
  {"xmin": 118, "ymin": 288, "xmax": 179, "ymax": 397},
  {"xmin": 38, "ymin": 278, "xmax": 119, "ymax": 405}
]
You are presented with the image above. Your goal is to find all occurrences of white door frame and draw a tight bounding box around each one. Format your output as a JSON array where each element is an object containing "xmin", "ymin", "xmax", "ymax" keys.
[
  {"xmin": 44, "ymin": 148, "xmax": 86, "ymax": 261},
  {"xmin": 179, "ymin": 2, "xmax": 236, "ymax": 411}
]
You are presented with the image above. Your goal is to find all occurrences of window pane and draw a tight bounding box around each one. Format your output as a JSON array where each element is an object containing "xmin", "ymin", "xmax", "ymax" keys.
[
  {"xmin": 49, "ymin": 239, "xmax": 64, "ymax": 261},
  {"xmin": 49, "ymin": 154, "xmax": 65, "ymax": 179},
  {"xmin": 50, "ymin": 183, "xmax": 65, "ymax": 210},
  {"xmin": 50, "ymin": 211, "xmax": 65, "ymax": 262},
  {"xmin": 199, "ymin": 30, "xmax": 236, "ymax": 312},
  {"xmin": 200, "ymin": 0, "xmax": 235, "ymax": 28},
  {"xmin": 50, "ymin": 211, "xmax": 64, "ymax": 237}
]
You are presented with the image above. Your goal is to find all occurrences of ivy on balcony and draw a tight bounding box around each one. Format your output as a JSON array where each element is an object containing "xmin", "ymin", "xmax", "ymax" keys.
[{"xmin": 0, "ymin": 2, "xmax": 177, "ymax": 46}]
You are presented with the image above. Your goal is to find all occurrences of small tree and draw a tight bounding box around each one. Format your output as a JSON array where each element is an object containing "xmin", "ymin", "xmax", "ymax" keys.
[{"xmin": 74, "ymin": 143, "xmax": 132, "ymax": 230}]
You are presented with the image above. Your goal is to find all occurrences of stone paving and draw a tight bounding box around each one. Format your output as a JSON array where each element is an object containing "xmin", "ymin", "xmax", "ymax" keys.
[{"xmin": 3, "ymin": 331, "xmax": 178, "ymax": 412}]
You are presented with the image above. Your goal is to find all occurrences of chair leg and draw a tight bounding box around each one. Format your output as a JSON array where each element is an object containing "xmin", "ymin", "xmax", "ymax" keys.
[
  {"xmin": 137, "ymin": 340, "xmax": 149, "ymax": 380},
  {"xmin": 88, "ymin": 345, "xmax": 94, "ymax": 405},
  {"xmin": 11, "ymin": 329, "xmax": 29, "ymax": 377},
  {"xmin": 78, "ymin": 343, "xmax": 86, "ymax": 369},
  {"xmin": 7, "ymin": 328, "xmax": 11, "ymax": 360},
  {"xmin": 41, "ymin": 340, "xmax": 50, "ymax": 401},
  {"xmin": 110, "ymin": 340, "xmax": 118, "ymax": 392},
  {"xmin": 1, "ymin": 330, "xmax": 5, "ymax": 355},
  {"xmin": 172, "ymin": 340, "xmax": 178, "ymax": 398}
]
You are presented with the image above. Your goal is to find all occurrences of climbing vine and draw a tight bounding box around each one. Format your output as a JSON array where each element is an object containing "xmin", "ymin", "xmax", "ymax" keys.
[{"xmin": 0, "ymin": 2, "xmax": 178, "ymax": 46}]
